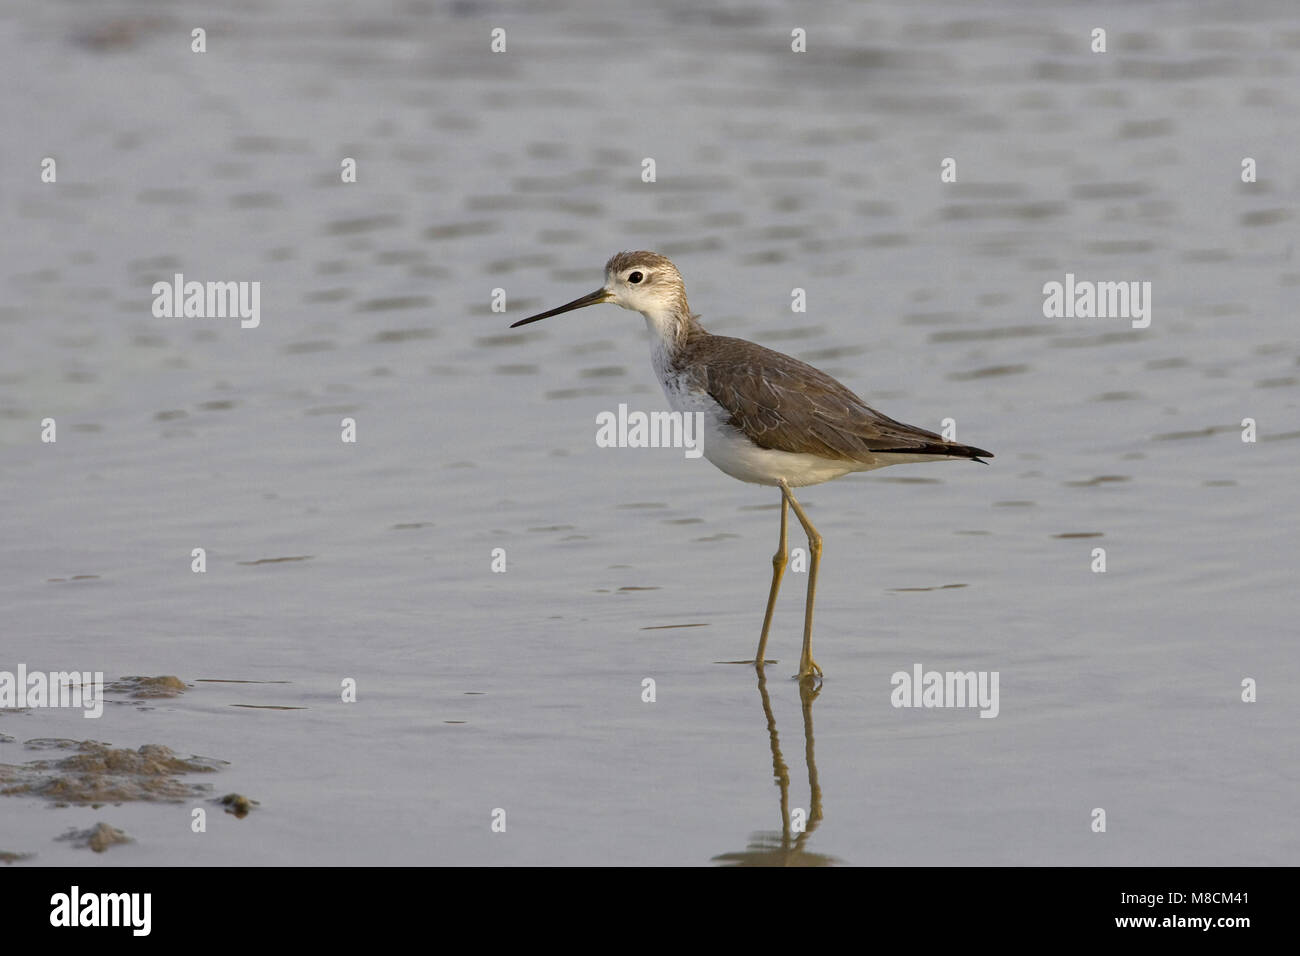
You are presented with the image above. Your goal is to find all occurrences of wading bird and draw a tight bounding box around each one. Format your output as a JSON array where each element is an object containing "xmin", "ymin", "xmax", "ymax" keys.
[{"xmin": 511, "ymin": 252, "xmax": 992, "ymax": 680}]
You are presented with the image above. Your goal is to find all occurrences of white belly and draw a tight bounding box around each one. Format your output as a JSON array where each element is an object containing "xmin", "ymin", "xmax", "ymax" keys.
[
  {"xmin": 702, "ymin": 422, "xmax": 866, "ymax": 487},
  {"xmin": 657, "ymin": 363, "xmax": 864, "ymax": 488}
]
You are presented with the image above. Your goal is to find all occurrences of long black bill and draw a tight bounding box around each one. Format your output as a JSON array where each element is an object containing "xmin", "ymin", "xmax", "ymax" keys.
[{"xmin": 510, "ymin": 288, "xmax": 610, "ymax": 328}]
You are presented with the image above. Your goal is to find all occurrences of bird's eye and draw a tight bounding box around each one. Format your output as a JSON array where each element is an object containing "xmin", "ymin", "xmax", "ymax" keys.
[{"xmin": 627, "ymin": 271, "xmax": 644, "ymax": 284}]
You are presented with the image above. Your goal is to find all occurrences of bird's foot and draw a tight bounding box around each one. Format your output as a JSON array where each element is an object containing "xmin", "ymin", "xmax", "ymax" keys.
[{"xmin": 796, "ymin": 658, "xmax": 823, "ymax": 682}]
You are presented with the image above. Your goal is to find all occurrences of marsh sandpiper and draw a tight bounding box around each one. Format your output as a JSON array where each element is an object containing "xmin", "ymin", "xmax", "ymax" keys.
[{"xmin": 511, "ymin": 252, "xmax": 993, "ymax": 681}]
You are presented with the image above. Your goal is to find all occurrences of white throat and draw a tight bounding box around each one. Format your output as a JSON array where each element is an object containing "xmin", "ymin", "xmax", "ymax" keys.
[{"xmin": 640, "ymin": 306, "xmax": 690, "ymax": 358}]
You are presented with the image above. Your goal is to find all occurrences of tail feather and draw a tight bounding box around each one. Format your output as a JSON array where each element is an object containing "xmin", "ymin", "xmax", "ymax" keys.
[{"xmin": 873, "ymin": 442, "xmax": 993, "ymax": 462}]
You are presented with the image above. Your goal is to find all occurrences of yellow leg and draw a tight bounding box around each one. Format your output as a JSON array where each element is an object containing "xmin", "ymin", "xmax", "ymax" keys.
[
  {"xmin": 754, "ymin": 493, "xmax": 789, "ymax": 671},
  {"xmin": 780, "ymin": 480, "xmax": 823, "ymax": 681}
]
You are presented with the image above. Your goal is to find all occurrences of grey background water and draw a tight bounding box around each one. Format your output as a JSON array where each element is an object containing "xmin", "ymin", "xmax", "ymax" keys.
[{"xmin": 1, "ymin": 0, "xmax": 1296, "ymax": 865}]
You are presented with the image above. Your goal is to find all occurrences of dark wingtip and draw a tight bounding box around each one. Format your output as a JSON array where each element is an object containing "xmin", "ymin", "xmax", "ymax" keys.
[
  {"xmin": 934, "ymin": 443, "xmax": 994, "ymax": 461},
  {"xmin": 871, "ymin": 442, "xmax": 994, "ymax": 462}
]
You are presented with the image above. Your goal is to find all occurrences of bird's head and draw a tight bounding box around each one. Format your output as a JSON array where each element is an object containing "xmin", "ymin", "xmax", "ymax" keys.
[{"xmin": 510, "ymin": 251, "xmax": 688, "ymax": 328}]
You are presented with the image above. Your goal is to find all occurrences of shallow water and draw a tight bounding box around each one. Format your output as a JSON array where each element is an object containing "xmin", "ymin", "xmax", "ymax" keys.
[{"xmin": 1, "ymin": 0, "xmax": 1297, "ymax": 865}]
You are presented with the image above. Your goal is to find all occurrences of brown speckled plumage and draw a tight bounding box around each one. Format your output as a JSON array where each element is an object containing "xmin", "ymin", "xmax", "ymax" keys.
[{"xmin": 678, "ymin": 327, "xmax": 993, "ymax": 463}]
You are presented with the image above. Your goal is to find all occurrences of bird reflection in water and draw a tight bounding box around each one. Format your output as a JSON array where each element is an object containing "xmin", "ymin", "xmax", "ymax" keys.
[{"xmin": 712, "ymin": 673, "xmax": 840, "ymax": 866}]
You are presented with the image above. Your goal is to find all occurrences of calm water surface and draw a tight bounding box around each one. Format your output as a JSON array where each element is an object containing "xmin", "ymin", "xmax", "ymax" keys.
[{"xmin": 1, "ymin": 0, "xmax": 1297, "ymax": 865}]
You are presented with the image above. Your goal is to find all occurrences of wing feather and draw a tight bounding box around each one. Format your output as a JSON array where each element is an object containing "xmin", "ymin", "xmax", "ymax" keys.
[{"xmin": 689, "ymin": 334, "xmax": 993, "ymax": 462}]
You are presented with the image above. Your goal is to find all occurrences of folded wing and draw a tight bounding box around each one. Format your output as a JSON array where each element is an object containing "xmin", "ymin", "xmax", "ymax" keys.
[{"xmin": 691, "ymin": 334, "xmax": 993, "ymax": 463}]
